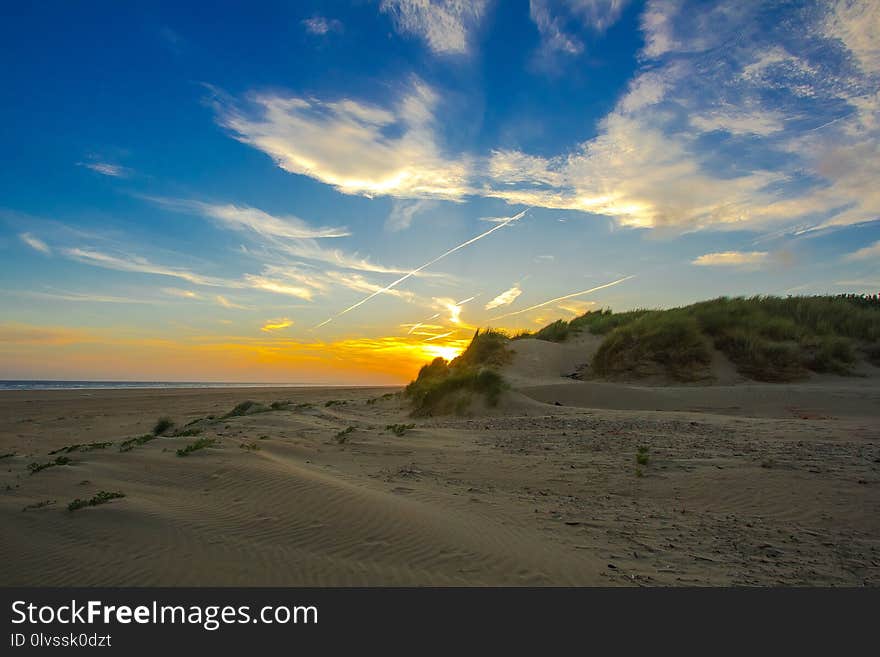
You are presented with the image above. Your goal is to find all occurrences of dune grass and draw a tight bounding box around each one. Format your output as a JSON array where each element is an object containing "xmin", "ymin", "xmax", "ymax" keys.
[
  {"xmin": 119, "ymin": 433, "xmax": 159, "ymax": 452},
  {"xmin": 406, "ymin": 329, "xmax": 510, "ymax": 416},
  {"xmin": 525, "ymin": 295, "xmax": 879, "ymax": 382},
  {"xmin": 176, "ymin": 437, "xmax": 217, "ymax": 457},
  {"xmin": 68, "ymin": 490, "xmax": 125, "ymax": 512},
  {"xmin": 48, "ymin": 441, "xmax": 113, "ymax": 455},
  {"xmin": 28, "ymin": 456, "xmax": 71, "ymax": 474}
]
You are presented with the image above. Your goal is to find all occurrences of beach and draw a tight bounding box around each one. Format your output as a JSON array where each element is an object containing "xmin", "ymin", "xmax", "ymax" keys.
[{"xmin": 2, "ymin": 368, "xmax": 878, "ymax": 586}]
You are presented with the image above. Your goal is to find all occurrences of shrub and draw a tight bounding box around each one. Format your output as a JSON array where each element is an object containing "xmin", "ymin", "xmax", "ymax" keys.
[{"xmin": 153, "ymin": 417, "xmax": 175, "ymax": 435}]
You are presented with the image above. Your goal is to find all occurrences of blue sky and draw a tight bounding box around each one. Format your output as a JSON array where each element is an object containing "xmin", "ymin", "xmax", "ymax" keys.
[{"xmin": 1, "ymin": 0, "xmax": 878, "ymax": 383}]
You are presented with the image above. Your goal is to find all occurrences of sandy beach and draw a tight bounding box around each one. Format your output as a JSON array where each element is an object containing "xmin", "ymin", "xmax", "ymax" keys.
[{"xmin": 2, "ymin": 340, "xmax": 879, "ymax": 586}]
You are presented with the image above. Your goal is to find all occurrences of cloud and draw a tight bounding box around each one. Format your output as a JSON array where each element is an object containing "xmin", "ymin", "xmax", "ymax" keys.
[
  {"xmin": 380, "ymin": 0, "xmax": 488, "ymax": 55},
  {"xmin": 64, "ymin": 248, "xmax": 230, "ymax": 287},
  {"xmin": 489, "ymin": 275, "xmax": 634, "ymax": 321},
  {"xmin": 162, "ymin": 288, "xmax": 199, "ymax": 299},
  {"xmin": 18, "ymin": 290, "xmax": 149, "ymax": 304},
  {"xmin": 691, "ymin": 251, "xmax": 770, "ymax": 267},
  {"xmin": 302, "ymin": 16, "xmax": 342, "ymax": 35},
  {"xmin": 77, "ymin": 161, "xmax": 130, "ymax": 177},
  {"xmin": 244, "ymin": 274, "xmax": 314, "ymax": 301},
  {"xmin": 823, "ymin": 0, "xmax": 880, "ymax": 74},
  {"xmin": 386, "ymin": 199, "xmax": 436, "ymax": 231},
  {"xmin": 485, "ymin": 284, "xmax": 522, "ymax": 310},
  {"xmin": 844, "ymin": 240, "xmax": 880, "ymax": 261},
  {"xmin": 151, "ymin": 198, "xmax": 349, "ymax": 239},
  {"xmin": 217, "ymin": 79, "xmax": 471, "ymax": 201},
  {"xmin": 216, "ymin": 295, "xmax": 248, "ymax": 309},
  {"xmin": 19, "ymin": 233, "xmax": 51, "ymax": 255},
  {"xmin": 529, "ymin": 0, "xmax": 630, "ymax": 61},
  {"xmin": 261, "ymin": 318, "xmax": 294, "ymax": 332}
]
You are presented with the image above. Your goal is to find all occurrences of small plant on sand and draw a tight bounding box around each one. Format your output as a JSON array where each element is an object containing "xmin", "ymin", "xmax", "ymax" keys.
[
  {"xmin": 386, "ymin": 423, "xmax": 415, "ymax": 437},
  {"xmin": 224, "ymin": 400, "xmax": 269, "ymax": 418},
  {"xmin": 270, "ymin": 400, "xmax": 289, "ymax": 410},
  {"xmin": 325, "ymin": 399, "xmax": 346, "ymax": 407},
  {"xmin": 172, "ymin": 427, "xmax": 202, "ymax": 437},
  {"xmin": 176, "ymin": 437, "xmax": 217, "ymax": 457},
  {"xmin": 28, "ymin": 456, "xmax": 71, "ymax": 474},
  {"xmin": 335, "ymin": 426, "xmax": 355, "ymax": 443},
  {"xmin": 119, "ymin": 433, "xmax": 159, "ymax": 452},
  {"xmin": 68, "ymin": 490, "xmax": 125, "ymax": 512},
  {"xmin": 49, "ymin": 441, "xmax": 113, "ymax": 455},
  {"xmin": 0, "ymin": 453, "xmax": 16, "ymax": 460},
  {"xmin": 239, "ymin": 441, "xmax": 260, "ymax": 451},
  {"xmin": 636, "ymin": 446, "xmax": 650, "ymax": 466},
  {"xmin": 22, "ymin": 499, "xmax": 56, "ymax": 512},
  {"xmin": 153, "ymin": 417, "xmax": 175, "ymax": 435}
]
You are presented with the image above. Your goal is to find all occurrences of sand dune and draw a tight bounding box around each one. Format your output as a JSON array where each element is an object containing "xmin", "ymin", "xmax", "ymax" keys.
[{"xmin": 1, "ymin": 378, "xmax": 878, "ymax": 586}]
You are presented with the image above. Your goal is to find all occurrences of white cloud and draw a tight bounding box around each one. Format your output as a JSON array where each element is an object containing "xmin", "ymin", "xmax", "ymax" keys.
[
  {"xmin": 386, "ymin": 199, "xmax": 436, "ymax": 232},
  {"xmin": 691, "ymin": 251, "xmax": 770, "ymax": 267},
  {"xmin": 302, "ymin": 16, "xmax": 342, "ymax": 35},
  {"xmin": 485, "ymin": 284, "xmax": 522, "ymax": 310},
  {"xmin": 215, "ymin": 295, "xmax": 248, "ymax": 309},
  {"xmin": 19, "ymin": 233, "xmax": 51, "ymax": 255},
  {"xmin": 380, "ymin": 0, "xmax": 488, "ymax": 55},
  {"xmin": 844, "ymin": 240, "xmax": 880, "ymax": 261},
  {"xmin": 77, "ymin": 161, "xmax": 130, "ymax": 177},
  {"xmin": 218, "ymin": 79, "xmax": 472, "ymax": 201},
  {"xmin": 823, "ymin": 0, "xmax": 880, "ymax": 75}
]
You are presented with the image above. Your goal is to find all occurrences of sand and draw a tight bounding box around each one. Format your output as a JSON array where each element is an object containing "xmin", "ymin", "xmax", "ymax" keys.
[{"xmin": 1, "ymin": 369, "xmax": 878, "ymax": 586}]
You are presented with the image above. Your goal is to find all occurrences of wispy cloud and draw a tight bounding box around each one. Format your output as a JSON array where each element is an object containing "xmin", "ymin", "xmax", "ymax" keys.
[
  {"xmin": 77, "ymin": 161, "xmax": 131, "ymax": 178},
  {"xmin": 692, "ymin": 251, "xmax": 770, "ymax": 267},
  {"xmin": 485, "ymin": 284, "xmax": 522, "ymax": 310},
  {"xmin": 162, "ymin": 288, "xmax": 200, "ymax": 299},
  {"xmin": 64, "ymin": 248, "xmax": 230, "ymax": 287},
  {"xmin": 844, "ymin": 240, "xmax": 880, "ymax": 261},
  {"xmin": 489, "ymin": 275, "xmax": 634, "ymax": 321},
  {"xmin": 261, "ymin": 318, "xmax": 294, "ymax": 332},
  {"xmin": 386, "ymin": 199, "xmax": 436, "ymax": 232},
  {"xmin": 380, "ymin": 0, "xmax": 488, "ymax": 55},
  {"xmin": 19, "ymin": 232, "xmax": 51, "ymax": 255},
  {"xmin": 216, "ymin": 295, "xmax": 248, "ymax": 309},
  {"xmin": 529, "ymin": 0, "xmax": 630, "ymax": 66},
  {"xmin": 315, "ymin": 209, "xmax": 528, "ymax": 328},
  {"xmin": 302, "ymin": 16, "xmax": 342, "ymax": 35}
]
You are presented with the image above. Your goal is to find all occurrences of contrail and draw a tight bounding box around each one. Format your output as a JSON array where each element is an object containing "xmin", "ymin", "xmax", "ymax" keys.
[
  {"xmin": 315, "ymin": 209, "xmax": 529, "ymax": 328},
  {"xmin": 488, "ymin": 275, "xmax": 635, "ymax": 321}
]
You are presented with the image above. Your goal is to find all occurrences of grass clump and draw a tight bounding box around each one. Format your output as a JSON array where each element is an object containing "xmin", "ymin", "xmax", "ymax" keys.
[
  {"xmin": 68, "ymin": 490, "xmax": 125, "ymax": 512},
  {"xmin": 0, "ymin": 453, "xmax": 16, "ymax": 460},
  {"xmin": 176, "ymin": 437, "xmax": 217, "ymax": 457},
  {"xmin": 49, "ymin": 441, "xmax": 113, "ymax": 455},
  {"xmin": 239, "ymin": 441, "xmax": 260, "ymax": 451},
  {"xmin": 593, "ymin": 312, "xmax": 712, "ymax": 381},
  {"xmin": 119, "ymin": 433, "xmax": 159, "ymax": 452},
  {"xmin": 385, "ymin": 423, "xmax": 415, "ymax": 436},
  {"xmin": 153, "ymin": 417, "xmax": 175, "ymax": 435},
  {"xmin": 406, "ymin": 329, "xmax": 511, "ymax": 416},
  {"xmin": 335, "ymin": 426, "xmax": 355, "ymax": 443},
  {"xmin": 636, "ymin": 446, "xmax": 650, "ymax": 466},
  {"xmin": 223, "ymin": 400, "xmax": 269, "ymax": 418},
  {"xmin": 325, "ymin": 399, "xmax": 347, "ymax": 407},
  {"xmin": 28, "ymin": 456, "xmax": 71, "ymax": 474},
  {"xmin": 173, "ymin": 427, "xmax": 203, "ymax": 437}
]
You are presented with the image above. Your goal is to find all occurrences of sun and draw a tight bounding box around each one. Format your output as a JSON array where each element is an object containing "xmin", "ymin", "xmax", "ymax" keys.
[{"xmin": 424, "ymin": 344, "xmax": 463, "ymax": 362}]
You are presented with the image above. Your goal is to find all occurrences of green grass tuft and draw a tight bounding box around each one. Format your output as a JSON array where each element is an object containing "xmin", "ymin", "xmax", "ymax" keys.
[
  {"xmin": 68, "ymin": 490, "xmax": 125, "ymax": 512},
  {"xmin": 176, "ymin": 437, "xmax": 217, "ymax": 457},
  {"xmin": 49, "ymin": 441, "xmax": 113, "ymax": 455},
  {"xmin": 28, "ymin": 456, "xmax": 71, "ymax": 474},
  {"xmin": 119, "ymin": 433, "xmax": 159, "ymax": 452},
  {"xmin": 385, "ymin": 423, "xmax": 415, "ymax": 436}
]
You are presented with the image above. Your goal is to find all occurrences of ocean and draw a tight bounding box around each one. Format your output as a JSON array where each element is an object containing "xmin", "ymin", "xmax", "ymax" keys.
[{"xmin": 0, "ymin": 381, "xmax": 322, "ymax": 391}]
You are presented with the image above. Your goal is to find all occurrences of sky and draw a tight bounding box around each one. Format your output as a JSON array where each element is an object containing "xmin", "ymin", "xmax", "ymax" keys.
[{"xmin": 1, "ymin": 0, "xmax": 879, "ymax": 384}]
